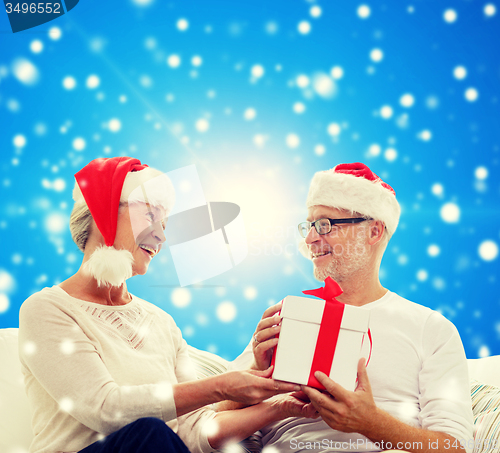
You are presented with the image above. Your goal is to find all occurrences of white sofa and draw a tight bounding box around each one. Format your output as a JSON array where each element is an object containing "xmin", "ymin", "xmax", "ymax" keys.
[{"xmin": 1, "ymin": 327, "xmax": 499, "ymax": 453}]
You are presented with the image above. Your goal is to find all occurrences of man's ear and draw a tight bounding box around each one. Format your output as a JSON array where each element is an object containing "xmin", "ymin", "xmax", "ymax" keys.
[{"xmin": 368, "ymin": 220, "xmax": 385, "ymax": 245}]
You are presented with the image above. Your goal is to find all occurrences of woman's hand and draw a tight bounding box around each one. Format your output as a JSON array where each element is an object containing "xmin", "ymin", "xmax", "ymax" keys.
[
  {"xmin": 267, "ymin": 392, "xmax": 319, "ymax": 420},
  {"xmin": 252, "ymin": 302, "xmax": 283, "ymax": 371},
  {"xmin": 221, "ymin": 366, "xmax": 301, "ymax": 405}
]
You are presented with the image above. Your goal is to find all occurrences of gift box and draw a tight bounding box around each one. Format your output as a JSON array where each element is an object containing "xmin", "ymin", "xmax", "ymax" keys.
[{"xmin": 272, "ymin": 277, "xmax": 370, "ymax": 391}]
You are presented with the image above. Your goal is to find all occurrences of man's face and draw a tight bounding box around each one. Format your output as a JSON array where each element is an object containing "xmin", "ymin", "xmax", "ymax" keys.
[{"xmin": 304, "ymin": 205, "xmax": 372, "ymax": 283}]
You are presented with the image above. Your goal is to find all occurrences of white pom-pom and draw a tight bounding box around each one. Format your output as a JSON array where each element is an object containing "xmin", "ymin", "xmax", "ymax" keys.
[{"xmin": 83, "ymin": 246, "xmax": 134, "ymax": 287}]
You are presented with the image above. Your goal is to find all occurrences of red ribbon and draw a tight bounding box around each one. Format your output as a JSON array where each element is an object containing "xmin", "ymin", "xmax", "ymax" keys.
[{"xmin": 302, "ymin": 277, "xmax": 345, "ymax": 390}]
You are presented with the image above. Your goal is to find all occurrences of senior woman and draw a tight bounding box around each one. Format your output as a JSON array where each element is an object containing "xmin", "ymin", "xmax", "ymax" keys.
[{"xmin": 19, "ymin": 157, "xmax": 315, "ymax": 453}]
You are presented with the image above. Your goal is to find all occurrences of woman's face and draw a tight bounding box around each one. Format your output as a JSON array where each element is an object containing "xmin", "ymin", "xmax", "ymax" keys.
[{"xmin": 113, "ymin": 203, "xmax": 167, "ymax": 276}]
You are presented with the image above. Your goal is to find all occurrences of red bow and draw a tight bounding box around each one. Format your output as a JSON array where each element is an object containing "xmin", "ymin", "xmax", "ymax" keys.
[
  {"xmin": 302, "ymin": 276, "xmax": 343, "ymax": 300},
  {"xmin": 302, "ymin": 277, "xmax": 345, "ymax": 390}
]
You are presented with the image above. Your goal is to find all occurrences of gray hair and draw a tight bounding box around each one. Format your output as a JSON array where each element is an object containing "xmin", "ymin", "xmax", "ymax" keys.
[
  {"xmin": 69, "ymin": 201, "xmax": 130, "ymax": 252},
  {"xmin": 69, "ymin": 202, "xmax": 93, "ymax": 252}
]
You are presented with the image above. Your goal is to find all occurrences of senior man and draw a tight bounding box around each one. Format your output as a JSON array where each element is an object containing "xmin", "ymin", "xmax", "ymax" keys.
[{"xmin": 229, "ymin": 162, "xmax": 473, "ymax": 453}]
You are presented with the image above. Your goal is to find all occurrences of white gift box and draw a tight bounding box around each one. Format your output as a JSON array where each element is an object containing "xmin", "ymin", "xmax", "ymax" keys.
[{"xmin": 272, "ymin": 295, "xmax": 370, "ymax": 392}]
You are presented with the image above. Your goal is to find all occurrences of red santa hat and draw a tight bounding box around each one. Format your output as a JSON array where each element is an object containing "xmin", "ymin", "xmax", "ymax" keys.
[
  {"xmin": 72, "ymin": 157, "xmax": 175, "ymax": 287},
  {"xmin": 306, "ymin": 162, "xmax": 400, "ymax": 237}
]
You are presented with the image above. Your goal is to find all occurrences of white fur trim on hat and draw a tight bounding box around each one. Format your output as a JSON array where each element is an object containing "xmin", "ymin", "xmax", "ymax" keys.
[
  {"xmin": 306, "ymin": 170, "xmax": 401, "ymax": 237},
  {"xmin": 124, "ymin": 169, "xmax": 175, "ymax": 214},
  {"xmin": 83, "ymin": 246, "xmax": 134, "ymax": 287},
  {"xmin": 73, "ymin": 167, "xmax": 175, "ymax": 214}
]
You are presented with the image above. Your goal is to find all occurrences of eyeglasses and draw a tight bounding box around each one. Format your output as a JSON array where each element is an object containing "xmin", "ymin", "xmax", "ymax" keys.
[{"xmin": 297, "ymin": 217, "xmax": 372, "ymax": 238}]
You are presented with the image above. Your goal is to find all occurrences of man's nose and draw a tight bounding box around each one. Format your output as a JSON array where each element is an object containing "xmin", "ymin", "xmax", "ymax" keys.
[{"xmin": 304, "ymin": 225, "xmax": 320, "ymax": 245}]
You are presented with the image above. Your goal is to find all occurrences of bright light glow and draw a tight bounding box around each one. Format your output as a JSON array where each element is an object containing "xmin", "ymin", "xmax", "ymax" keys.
[
  {"xmin": 62, "ymin": 76, "xmax": 76, "ymax": 90},
  {"xmin": 484, "ymin": 4, "xmax": 496, "ymax": 16},
  {"xmin": 23, "ymin": 341, "xmax": 37, "ymax": 355},
  {"xmin": 293, "ymin": 102, "xmax": 306, "ymax": 114},
  {"xmin": 465, "ymin": 88, "xmax": 479, "ymax": 102},
  {"xmin": 310, "ymin": 5, "xmax": 322, "ymax": 18},
  {"xmin": 72, "ymin": 137, "xmax": 86, "ymax": 151},
  {"xmin": 400, "ymin": 93, "xmax": 415, "ymax": 107},
  {"xmin": 298, "ymin": 21, "xmax": 311, "ymax": 34},
  {"xmin": 244, "ymin": 108, "xmax": 257, "ymax": 120},
  {"xmin": 244, "ymin": 286, "xmax": 257, "ymax": 300},
  {"xmin": 86, "ymin": 75, "xmax": 100, "ymax": 89},
  {"xmin": 53, "ymin": 178, "xmax": 66, "ymax": 192},
  {"xmin": 440, "ymin": 202, "xmax": 460, "ymax": 223},
  {"xmin": 443, "ymin": 9, "xmax": 457, "ymax": 23},
  {"xmin": 433, "ymin": 277, "xmax": 446, "ymax": 291},
  {"xmin": 177, "ymin": 18, "xmax": 189, "ymax": 31},
  {"xmin": 370, "ymin": 48, "xmax": 383, "ymax": 62},
  {"xmin": 416, "ymin": 269, "xmax": 428, "ymax": 282},
  {"xmin": 312, "ymin": 73, "xmax": 335, "ymax": 98},
  {"xmin": 330, "ymin": 66, "xmax": 344, "ymax": 79},
  {"xmin": 262, "ymin": 446, "xmax": 280, "ymax": 453},
  {"xmin": 0, "ymin": 270, "xmax": 15, "ymax": 292},
  {"xmin": 48, "ymin": 26, "xmax": 62, "ymax": 40},
  {"xmin": 428, "ymin": 244, "xmax": 441, "ymax": 257},
  {"xmin": 380, "ymin": 105, "xmax": 393, "ymax": 119},
  {"xmin": 426, "ymin": 96, "xmax": 440, "ymax": 109},
  {"xmin": 167, "ymin": 54, "xmax": 181, "ymax": 68},
  {"xmin": 296, "ymin": 74, "xmax": 310, "ymax": 88},
  {"xmin": 475, "ymin": 166, "xmax": 488, "ymax": 180},
  {"xmin": 30, "ymin": 40, "xmax": 43, "ymax": 53},
  {"xmin": 45, "ymin": 213, "xmax": 67, "ymax": 234},
  {"xmin": 327, "ymin": 123, "xmax": 341, "ymax": 136},
  {"xmin": 171, "ymin": 288, "xmax": 191, "ymax": 308},
  {"xmin": 368, "ymin": 144, "xmax": 381, "ymax": 156},
  {"xmin": 61, "ymin": 340, "xmax": 76, "ymax": 355},
  {"xmin": 314, "ymin": 144, "xmax": 326, "ymax": 156},
  {"xmin": 265, "ymin": 21, "xmax": 279, "ymax": 34},
  {"xmin": 384, "ymin": 148, "xmax": 397, "ymax": 162},
  {"xmin": 478, "ymin": 240, "xmax": 498, "ymax": 261},
  {"xmin": 144, "ymin": 37, "xmax": 156, "ymax": 49},
  {"xmin": 478, "ymin": 345, "xmax": 491, "ymax": 358},
  {"xmin": 396, "ymin": 113, "xmax": 409, "ymax": 129},
  {"xmin": 453, "ymin": 66, "xmax": 467, "ymax": 80},
  {"xmin": 108, "ymin": 118, "xmax": 122, "ymax": 132},
  {"xmin": 132, "ymin": 0, "xmax": 154, "ymax": 5},
  {"xmin": 418, "ymin": 130, "xmax": 432, "ymax": 141},
  {"xmin": 357, "ymin": 5, "xmax": 371, "ymax": 18},
  {"xmin": 13, "ymin": 134, "xmax": 26, "ymax": 148},
  {"xmin": 203, "ymin": 418, "xmax": 220, "ymax": 437},
  {"xmin": 191, "ymin": 55, "xmax": 202, "ymax": 67},
  {"xmin": 431, "ymin": 183, "xmax": 444, "ymax": 196},
  {"xmin": 12, "ymin": 58, "xmax": 39, "ymax": 85},
  {"xmin": 59, "ymin": 397, "xmax": 74, "ymax": 413},
  {"xmin": 286, "ymin": 133, "xmax": 300, "ymax": 148},
  {"xmin": 217, "ymin": 301, "xmax": 237, "ymax": 322},
  {"xmin": 251, "ymin": 64, "xmax": 265, "ymax": 78},
  {"xmin": 253, "ymin": 134, "xmax": 268, "ymax": 147},
  {"xmin": 196, "ymin": 118, "xmax": 210, "ymax": 132}
]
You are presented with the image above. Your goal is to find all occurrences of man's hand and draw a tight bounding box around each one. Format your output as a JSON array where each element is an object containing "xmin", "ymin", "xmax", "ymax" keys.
[
  {"xmin": 251, "ymin": 302, "xmax": 282, "ymax": 371},
  {"xmin": 301, "ymin": 358, "xmax": 377, "ymax": 435}
]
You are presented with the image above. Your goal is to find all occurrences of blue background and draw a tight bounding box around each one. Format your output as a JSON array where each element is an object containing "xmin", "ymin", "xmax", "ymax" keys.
[{"xmin": 1, "ymin": 0, "xmax": 499, "ymax": 360}]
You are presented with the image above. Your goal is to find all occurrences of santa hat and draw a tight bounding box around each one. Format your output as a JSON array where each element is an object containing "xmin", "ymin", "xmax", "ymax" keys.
[
  {"xmin": 73, "ymin": 157, "xmax": 175, "ymax": 287},
  {"xmin": 306, "ymin": 162, "xmax": 400, "ymax": 237}
]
